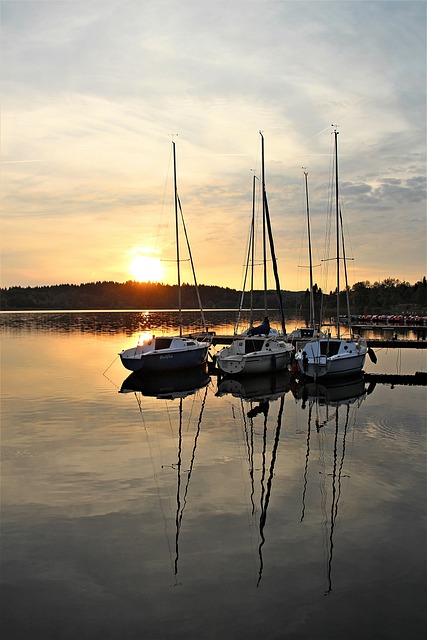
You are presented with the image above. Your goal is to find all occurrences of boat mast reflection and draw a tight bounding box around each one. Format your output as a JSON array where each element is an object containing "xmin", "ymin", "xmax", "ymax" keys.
[
  {"xmin": 294, "ymin": 374, "xmax": 367, "ymax": 594},
  {"xmin": 216, "ymin": 371, "xmax": 290, "ymax": 587},
  {"xmin": 257, "ymin": 394, "xmax": 285, "ymax": 587},
  {"xmin": 119, "ymin": 365, "xmax": 210, "ymax": 586},
  {"xmin": 173, "ymin": 384, "xmax": 209, "ymax": 583}
]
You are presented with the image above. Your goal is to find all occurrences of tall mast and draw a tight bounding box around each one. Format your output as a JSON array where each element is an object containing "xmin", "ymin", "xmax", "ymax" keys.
[
  {"xmin": 260, "ymin": 132, "xmax": 268, "ymax": 314},
  {"xmin": 250, "ymin": 173, "xmax": 257, "ymax": 327},
  {"xmin": 172, "ymin": 141, "xmax": 182, "ymax": 336},
  {"xmin": 260, "ymin": 131, "xmax": 287, "ymax": 335},
  {"xmin": 333, "ymin": 128, "xmax": 340, "ymax": 338},
  {"xmin": 303, "ymin": 169, "xmax": 315, "ymax": 329}
]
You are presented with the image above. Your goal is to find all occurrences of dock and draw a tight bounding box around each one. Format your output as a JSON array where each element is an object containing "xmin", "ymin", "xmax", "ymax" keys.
[
  {"xmin": 364, "ymin": 372, "xmax": 427, "ymax": 386},
  {"xmin": 208, "ymin": 335, "xmax": 427, "ymax": 349}
]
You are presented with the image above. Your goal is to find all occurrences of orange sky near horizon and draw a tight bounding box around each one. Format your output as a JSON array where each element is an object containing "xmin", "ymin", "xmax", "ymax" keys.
[{"xmin": 1, "ymin": 1, "xmax": 425, "ymax": 293}]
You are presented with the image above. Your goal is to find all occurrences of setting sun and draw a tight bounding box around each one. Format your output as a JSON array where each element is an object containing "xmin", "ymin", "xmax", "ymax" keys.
[{"xmin": 129, "ymin": 250, "xmax": 163, "ymax": 283}]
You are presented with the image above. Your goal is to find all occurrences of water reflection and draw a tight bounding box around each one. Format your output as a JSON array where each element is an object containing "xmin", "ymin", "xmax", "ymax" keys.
[
  {"xmin": 1, "ymin": 312, "xmax": 426, "ymax": 638},
  {"xmin": 216, "ymin": 370, "xmax": 292, "ymax": 403},
  {"xmin": 171, "ymin": 385, "xmax": 209, "ymax": 585},
  {"xmin": 120, "ymin": 364, "xmax": 211, "ymax": 400},
  {"xmin": 294, "ymin": 374, "xmax": 368, "ymax": 594},
  {"xmin": 292, "ymin": 373, "xmax": 368, "ymax": 409},
  {"xmin": 118, "ymin": 369, "xmax": 370, "ymax": 591},
  {"xmin": 0, "ymin": 310, "xmax": 240, "ymax": 336},
  {"xmin": 216, "ymin": 372, "xmax": 290, "ymax": 587},
  {"xmin": 119, "ymin": 365, "xmax": 211, "ymax": 586}
]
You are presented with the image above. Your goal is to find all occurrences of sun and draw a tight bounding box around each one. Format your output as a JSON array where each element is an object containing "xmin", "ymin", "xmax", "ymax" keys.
[{"xmin": 129, "ymin": 251, "xmax": 163, "ymax": 283}]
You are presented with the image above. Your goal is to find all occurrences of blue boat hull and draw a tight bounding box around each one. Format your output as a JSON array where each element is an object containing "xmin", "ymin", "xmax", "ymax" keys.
[{"xmin": 120, "ymin": 344, "xmax": 209, "ymax": 372}]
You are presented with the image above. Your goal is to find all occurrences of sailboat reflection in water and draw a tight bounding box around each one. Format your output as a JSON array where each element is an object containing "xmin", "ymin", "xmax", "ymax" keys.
[
  {"xmin": 120, "ymin": 364, "xmax": 210, "ymax": 400},
  {"xmin": 216, "ymin": 371, "xmax": 291, "ymax": 587},
  {"xmin": 293, "ymin": 374, "xmax": 369, "ymax": 594},
  {"xmin": 120, "ymin": 366, "xmax": 210, "ymax": 585}
]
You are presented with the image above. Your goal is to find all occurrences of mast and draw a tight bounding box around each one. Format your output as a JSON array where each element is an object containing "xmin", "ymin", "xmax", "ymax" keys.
[
  {"xmin": 260, "ymin": 132, "xmax": 268, "ymax": 314},
  {"xmin": 303, "ymin": 169, "xmax": 315, "ymax": 329},
  {"xmin": 172, "ymin": 141, "xmax": 182, "ymax": 336},
  {"xmin": 339, "ymin": 205, "xmax": 353, "ymax": 335},
  {"xmin": 235, "ymin": 173, "xmax": 257, "ymax": 334},
  {"xmin": 260, "ymin": 131, "xmax": 287, "ymax": 335},
  {"xmin": 250, "ymin": 174, "xmax": 257, "ymax": 327},
  {"xmin": 333, "ymin": 128, "xmax": 340, "ymax": 338}
]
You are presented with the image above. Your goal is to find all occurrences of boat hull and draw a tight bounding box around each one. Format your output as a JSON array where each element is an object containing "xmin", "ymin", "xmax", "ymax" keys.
[
  {"xmin": 295, "ymin": 337, "xmax": 367, "ymax": 380},
  {"xmin": 120, "ymin": 343, "xmax": 209, "ymax": 372},
  {"xmin": 216, "ymin": 337, "xmax": 293, "ymax": 376}
]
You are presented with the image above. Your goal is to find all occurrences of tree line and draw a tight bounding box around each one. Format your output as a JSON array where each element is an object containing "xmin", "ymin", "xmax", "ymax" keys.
[
  {"xmin": 0, "ymin": 281, "xmax": 300, "ymax": 311},
  {"xmin": 0, "ymin": 277, "xmax": 425, "ymax": 313}
]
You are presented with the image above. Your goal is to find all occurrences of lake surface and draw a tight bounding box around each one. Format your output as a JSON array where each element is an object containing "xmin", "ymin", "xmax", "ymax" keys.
[{"xmin": 1, "ymin": 311, "xmax": 426, "ymax": 640}]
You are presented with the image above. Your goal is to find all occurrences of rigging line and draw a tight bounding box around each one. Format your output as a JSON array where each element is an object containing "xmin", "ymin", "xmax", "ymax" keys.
[
  {"xmin": 177, "ymin": 194, "xmax": 207, "ymax": 331},
  {"xmin": 102, "ymin": 355, "xmax": 119, "ymax": 378},
  {"xmin": 264, "ymin": 192, "xmax": 287, "ymax": 334},
  {"xmin": 319, "ymin": 133, "xmax": 336, "ymax": 326},
  {"xmin": 304, "ymin": 125, "xmax": 333, "ymax": 144},
  {"xmin": 339, "ymin": 205, "xmax": 353, "ymax": 334},
  {"xmin": 296, "ymin": 171, "xmax": 308, "ymax": 292},
  {"xmin": 156, "ymin": 144, "xmax": 174, "ymax": 253},
  {"xmin": 236, "ymin": 174, "xmax": 258, "ymax": 333}
]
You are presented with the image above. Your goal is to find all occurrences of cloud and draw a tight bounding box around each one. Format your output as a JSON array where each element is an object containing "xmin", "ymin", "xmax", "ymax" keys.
[{"xmin": 1, "ymin": 0, "xmax": 425, "ymax": 290}]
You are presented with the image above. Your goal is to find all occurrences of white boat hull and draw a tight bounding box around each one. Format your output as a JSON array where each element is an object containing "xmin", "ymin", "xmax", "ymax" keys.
[
  {"xmin": 295, "ymin": 337, "xmax": 367, "ymax": 380},
  {"xmin": 217, "ymin": 336, "xmax": 293, "ymax": 376}
]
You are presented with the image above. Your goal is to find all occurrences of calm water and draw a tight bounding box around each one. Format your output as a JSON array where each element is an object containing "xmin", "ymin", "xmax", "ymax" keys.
[{"xmin": 1, "ymin": 311, "xmax": 426, "ymax": 640}]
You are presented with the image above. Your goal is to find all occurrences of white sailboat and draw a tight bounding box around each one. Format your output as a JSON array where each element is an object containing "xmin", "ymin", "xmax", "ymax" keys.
[
  {"xmin": 216, "ymin": 132, "xmax": 294, "ymax": 375},
  {"xmin": 294, "ymin": 128, "xmax": 367, "ymax": 379},
  {"xmin": 119, "ymin": 142, "xmax": 211, "ymax": 372}
]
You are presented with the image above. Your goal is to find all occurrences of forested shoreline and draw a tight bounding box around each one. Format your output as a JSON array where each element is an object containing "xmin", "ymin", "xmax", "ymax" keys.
[{"xmin": 1, "ymin": 277, "xmax": 426, "ymax": 314}]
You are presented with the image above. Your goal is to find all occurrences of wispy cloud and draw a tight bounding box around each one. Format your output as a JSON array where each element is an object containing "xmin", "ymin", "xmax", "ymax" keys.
[{"xmin": 1, "ymin": 0, "xmax": 425, "ymax": 290}]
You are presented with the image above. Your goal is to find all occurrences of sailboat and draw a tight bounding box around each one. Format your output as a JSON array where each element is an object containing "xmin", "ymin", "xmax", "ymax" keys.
[
  {"xmin": 294, "ymin": 128, "xmax": 368, "ymax": 379},
  {"xmin": 119, "ymin": 142, "xmax": 211, "ymax": 372},
  {"xmin": 216, "ymin": 132, "xmax": 294, "ymax": 375}
]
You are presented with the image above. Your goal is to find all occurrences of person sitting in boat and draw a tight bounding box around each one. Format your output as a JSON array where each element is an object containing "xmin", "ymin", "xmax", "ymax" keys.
[{"xmin": 247, "ymin": 316, "xmax": 270, "ymax": 336}]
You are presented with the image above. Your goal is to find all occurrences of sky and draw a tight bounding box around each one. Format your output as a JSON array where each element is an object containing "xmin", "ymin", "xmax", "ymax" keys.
[{"xmin": 1, "ymin": 0, "xmax": 426, "ymax": 293}]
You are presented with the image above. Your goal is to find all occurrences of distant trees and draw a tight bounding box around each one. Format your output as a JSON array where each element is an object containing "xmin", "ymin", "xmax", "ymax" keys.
[
  {"xmin": 348, "ymin": 277, "xmax": 426, "ymax": 313},
  {"xmin": 0, "ymin": 277, "xmax": 425, "ymax": 312},
  {"xmin": 0, "ymin": 281, "xmax": 264, "ymax": 311}
]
